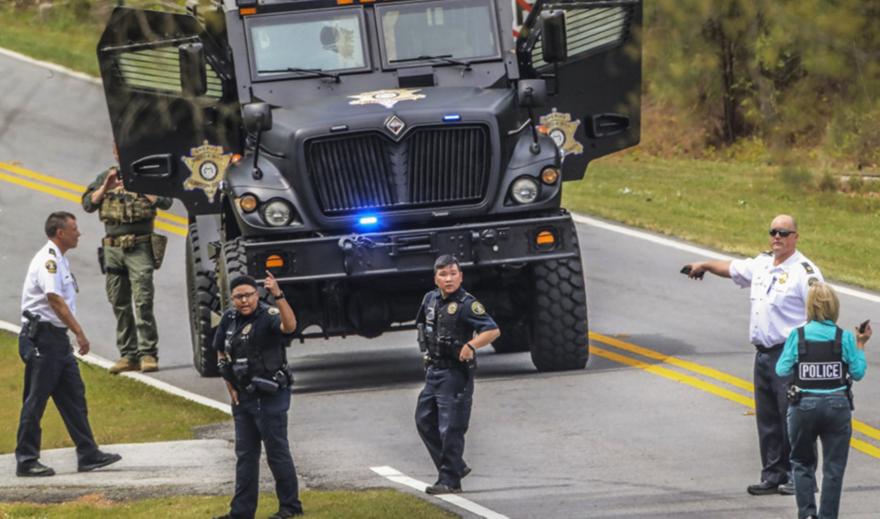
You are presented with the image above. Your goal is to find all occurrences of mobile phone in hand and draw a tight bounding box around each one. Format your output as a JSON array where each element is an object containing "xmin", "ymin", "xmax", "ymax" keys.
[
  {"xmin": 680, "ymin": 265, "xmax": 692, "ymax": 275},
  {"xmin": 859, "ymin": 320, "xmax": 870, "ymax": 334}
]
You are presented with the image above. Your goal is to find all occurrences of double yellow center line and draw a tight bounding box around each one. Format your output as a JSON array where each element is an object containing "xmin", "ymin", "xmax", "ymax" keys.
[
  {"xmin": 0, "ymin": 161, "xmax": 188, "ymax": 237},
  {"xmin": 590, "ymin": 332, "xmax": 880, "ymax": 459}
]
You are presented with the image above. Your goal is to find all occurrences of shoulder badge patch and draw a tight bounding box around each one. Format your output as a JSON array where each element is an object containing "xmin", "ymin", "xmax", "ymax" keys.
[
  {"xmin": 471, "ymin": 301, "xmax": 486, "ymax": 316},
  {"xmin": 539, "ymin": 109, "xmax": 583, "ymax": 158},
  {"xmin": 447, "ymin": 302, "xmax": 459, "ymax": 315},
  {"xmin": 349, "ymin": 88, "xmax": 425, "ymax": 109},
  {"xmin": 45, "ymin": 260, "xmax": 57, "ymax": 274},
  {"xmin": 182, "ymin": 141, "xmax": 233, "ymax": 202},
  {"xmin": 268, "ymin": 307, "xmax": 280, "ymax": 315},
  {"xmin": 801, "ymin": 262, "xmax": 815, "ymax": 274},
  {"xmin": 241, "ymin": 323, "xmax": 253, "ymax": 335}
]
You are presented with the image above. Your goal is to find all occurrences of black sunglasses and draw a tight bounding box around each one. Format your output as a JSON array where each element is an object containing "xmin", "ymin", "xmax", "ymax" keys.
[{"xmin": 769, "ymin": 228, "xmax": 795, "ymax": 238}]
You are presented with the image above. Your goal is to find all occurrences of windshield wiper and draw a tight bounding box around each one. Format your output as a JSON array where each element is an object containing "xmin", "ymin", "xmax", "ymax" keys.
[
  {"xmin": 390, "ymin": 54, "xmax": 472, "ymax": 71},
  {"xmin": 257, "ymin": 67, "xmax": 341, "ymax": 83}
]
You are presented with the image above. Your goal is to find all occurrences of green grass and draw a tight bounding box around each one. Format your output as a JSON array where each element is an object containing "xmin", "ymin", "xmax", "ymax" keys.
[
  {"xmin": 0, "ymin": 490, "xmax": 457, "ymax": 518},
  {"xmin": 0, "ymin": 331, "xmax": 228, "ymax": 454},
  {"xmin": 564, "ymin": 155, "xmax": 880, "ymax": 291}
]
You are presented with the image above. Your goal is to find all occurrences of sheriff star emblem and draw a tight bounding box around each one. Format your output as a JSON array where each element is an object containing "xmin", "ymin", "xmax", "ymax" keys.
[
  {"xmin": 182, "ymin": 141, "xmax": 233, "ymax": 201},
  {"xmin": 778, "ymin": 273, "xmax": 788, "ymax": 285},
  {"xmin": 540, "ymin": 110, "xmax": 583, "ymax": 157},
  {"xmin": 349, "ymin": 88, "xmax": 426, "ymax": 109}
]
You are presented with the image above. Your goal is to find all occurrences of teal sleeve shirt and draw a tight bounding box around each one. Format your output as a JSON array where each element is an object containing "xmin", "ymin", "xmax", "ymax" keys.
[{"xmin": 776, "ymin": 320, "xmax": 866, "ymax": 393}]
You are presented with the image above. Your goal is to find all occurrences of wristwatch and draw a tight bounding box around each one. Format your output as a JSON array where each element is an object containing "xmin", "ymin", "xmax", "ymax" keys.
[
  {"xmin": 273, "ymin": 292, "xmax": 286, "ymax": 300},
  {"xmin": 466, "ymin": 343, "xmax": 476, "ymax": 354}
]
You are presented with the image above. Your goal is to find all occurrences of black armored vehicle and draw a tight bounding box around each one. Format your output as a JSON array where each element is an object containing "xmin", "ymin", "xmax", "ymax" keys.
[{"xmin": 97, "ymin": 0, "xmax": 642, "ymax": 375}]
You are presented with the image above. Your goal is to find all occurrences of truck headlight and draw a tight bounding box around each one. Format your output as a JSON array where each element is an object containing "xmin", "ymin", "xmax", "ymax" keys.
[
  {"xmin": 511, "ymin": 177, "xmax": 540, "ymax": 204},
  {"xmin": 262, "ymin": 200, "xmax": 292, "ymax": 227}
]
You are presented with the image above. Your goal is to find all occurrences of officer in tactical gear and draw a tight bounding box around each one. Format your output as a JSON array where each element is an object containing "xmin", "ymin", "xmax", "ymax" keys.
[
  {"xmin": 776, "ymin": 282, "xmax": 871, "ymax": 519},
  {"xmin": 213, "ymin": 273, "xmax": 303, "ymax": 519},
  {"xmin": 414, "ymin": 255, "xmax": 500, "ymax": 495},
  {"xmin": 81, "ymin": 150, "xmax": 172, "ymax": 374}
]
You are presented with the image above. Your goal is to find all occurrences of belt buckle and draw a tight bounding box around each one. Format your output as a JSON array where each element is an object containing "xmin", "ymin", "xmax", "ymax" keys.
[{"xmin": 118, "ymin": 234, "xmax": 135, "ymax": 249}]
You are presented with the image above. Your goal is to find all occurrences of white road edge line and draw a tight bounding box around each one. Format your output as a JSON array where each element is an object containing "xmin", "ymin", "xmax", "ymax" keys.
[
  {"xmin": 573, "ymin": 214, "xmax": 880, "ymax": 304},
  {"xmin": 0, "ymin": 320, "xmax": 231, "ymax": 416},
  {"xmin": 370, "ymin": 466, "xmax": 509, "ymax": 519},
  {"xmin": 0, "ymin": 46, "xmax": 101, "ymax": 85}
]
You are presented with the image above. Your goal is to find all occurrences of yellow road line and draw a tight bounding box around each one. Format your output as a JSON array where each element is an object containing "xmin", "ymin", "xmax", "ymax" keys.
[
  {"xmin": 592, "ymin": 345, "xmax": 756, "ymax": 408},
  {"xmin": 592, "ymin": 337, "xmax": 880, "ymax": 456},
  {"xmin": 591, "ymin": 332, "xmax": 754, "ymax": 392},
  {"xmin": 0, "ymin": 161, "xmax": 188, "ymax": 227},
  {"xmin": 0, "ymin": 170, "xmax": 186, "ymax": 237}
]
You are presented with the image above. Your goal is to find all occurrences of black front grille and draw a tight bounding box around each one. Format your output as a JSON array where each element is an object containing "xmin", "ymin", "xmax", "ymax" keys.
[{"xmin": 306, "ymin": 125, "xmax": 490, "ymax": 215}]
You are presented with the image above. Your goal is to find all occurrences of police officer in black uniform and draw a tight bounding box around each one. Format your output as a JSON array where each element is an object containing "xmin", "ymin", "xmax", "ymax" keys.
[
  {"xmin": 213, "ymin": 273, "xmax": 303, "ymax": 519},
  {"xmin": 415, "ymin": 255, "xmax": 501, "ymax": 495}
]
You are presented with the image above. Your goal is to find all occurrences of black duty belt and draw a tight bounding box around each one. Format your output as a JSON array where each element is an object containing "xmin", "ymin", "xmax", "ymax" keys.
[
  {"xmin": 426, "ymin": 357, "xmax": 465, "ymax": 369},
  {"xmin": 754, "ymin": 343, "xmax": 785, "ymax": 354}
]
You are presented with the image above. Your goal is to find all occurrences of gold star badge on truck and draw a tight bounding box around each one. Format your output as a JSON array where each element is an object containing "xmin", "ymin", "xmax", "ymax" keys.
[
  {"xmin": 540, "ymin": 110, "xmax": 583, "ymax": 158},
  {"xmin": 182, "ymin": 141, "xmax": 233, "ymax": 201},
  {"xmin": 349, "ymin": 88, "xmax": 426, "ymax": 109}
]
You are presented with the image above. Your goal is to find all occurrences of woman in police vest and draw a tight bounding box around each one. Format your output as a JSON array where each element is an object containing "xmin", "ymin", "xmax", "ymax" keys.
[{"xmin": 776, "ymin": 282, "xmax": 871, "ymax": 519}]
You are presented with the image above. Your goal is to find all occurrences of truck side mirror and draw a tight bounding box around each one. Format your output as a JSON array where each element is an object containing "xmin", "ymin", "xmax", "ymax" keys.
[
  {"xmin": 179, "ymin": 42, "xmax": 207, "ymax": 97},
  {"xmin": 243, "ymin": 102, "xmax": 273, "ymax": 133},
  {"xmin": 518, "ymin": 79, "xmax": 547, "ymax": 108},
  {"xmin": 541, "ymin": 11, "xmax": 567, "ymax": 64}
]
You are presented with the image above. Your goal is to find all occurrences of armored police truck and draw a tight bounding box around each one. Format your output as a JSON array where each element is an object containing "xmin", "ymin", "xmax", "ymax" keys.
[{"xmin": 96, "ymin": 0, "xmax": 641, "ymax": 376}]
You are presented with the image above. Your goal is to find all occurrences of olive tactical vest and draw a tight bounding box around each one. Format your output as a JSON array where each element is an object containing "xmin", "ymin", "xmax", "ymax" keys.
[
  {"xmin": 99, "ymin": 190, "xmax": 156, "ymax": 225},
  {"xmin": 794, "ymin": 326, "xmax": 847, "ymax": 390}
]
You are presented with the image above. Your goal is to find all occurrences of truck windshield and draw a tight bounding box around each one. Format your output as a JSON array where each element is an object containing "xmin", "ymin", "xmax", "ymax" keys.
[
  {"xmin": 377, "ymin": 0, "xmax": 499, "ymax": 67},
  {"xmin": 248, "ymin": 9, "xmax": 368, "ymax": 77}
]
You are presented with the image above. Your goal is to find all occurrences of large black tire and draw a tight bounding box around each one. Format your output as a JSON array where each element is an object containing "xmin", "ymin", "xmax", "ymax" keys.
[
  {"xmin": 529, "ymin": 257, "xmax": 589, "ymax": 371},
  {"xmin": 186, "ymin": 223, "xmax": 221, "ymax": 377},
  {"xmin": 216, "ymin": 237, "xmax": 249, "ymax": 311}
]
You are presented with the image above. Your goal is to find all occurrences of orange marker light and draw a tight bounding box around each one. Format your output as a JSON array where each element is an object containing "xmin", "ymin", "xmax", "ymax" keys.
[
  {"xmin": 541, "ymin": 167, "xmax": 559, "ymax": 185},
  {"xmin": 239, "ymin": 194, "xmax": 258, "ymax": 213},
  {"xmin": 239, "ymin": 7, "xmax": 257, "ymax": 15},
  {"xmin": 266, "ymin": 255, "xmax": 285, "ymax": 269},
  {"xmin": 536, "ymin": 231, "xmax": 555, "ymax": 246},
  {"xmin": 337, "ymin": 0, "xmax": 355, "ymax": 4}
]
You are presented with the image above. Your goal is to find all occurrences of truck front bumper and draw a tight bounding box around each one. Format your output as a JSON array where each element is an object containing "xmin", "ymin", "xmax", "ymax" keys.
[{"xmin": 244, "ymin": 212, "xmax": 580, "ymax": 284}]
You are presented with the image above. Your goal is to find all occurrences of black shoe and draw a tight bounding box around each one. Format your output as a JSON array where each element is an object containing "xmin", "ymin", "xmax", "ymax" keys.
[
  {"xmin": 212, "ymin": 516, "xmax": 232, "ymax": 519},
  {"xmin": 462, "ymin": 465, "xmax": 472, "ymax": 479},
  {"xmin": 16, "ymin": 461, "xmax": 55, "ymax": 477},
  {"xmin": 778, "ymin": 480, "xmax": 795, "ymax": 495},
  {"xmin": 77, "ymin": 451, "xmax": 122, "ymax": 472},
  {"xmin": 747, "ymin": 480, "xmax": 779, "ymax": 495},
  {"xmin": 425, "ymin": 483, "xmax": 462, "ymax": 495}
]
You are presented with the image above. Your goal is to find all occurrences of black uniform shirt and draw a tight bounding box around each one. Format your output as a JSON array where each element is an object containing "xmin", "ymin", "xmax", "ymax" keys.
[
  {"xmin": 213, "ymin": 303, "xmax": 288, "ymax": 382},
  {"xmin": 416, "ymin": 287, "xmax": 498, "ymax": 335}
]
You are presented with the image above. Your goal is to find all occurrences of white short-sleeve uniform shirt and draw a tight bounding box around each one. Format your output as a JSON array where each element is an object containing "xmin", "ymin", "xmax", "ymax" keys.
[
  {"xmin": 20, "ymin": 241, "xmax": 78, "ymax": 328},
  {"xmin": 729, "ymin": 250, "xmax": 823, "ymax": 348}
]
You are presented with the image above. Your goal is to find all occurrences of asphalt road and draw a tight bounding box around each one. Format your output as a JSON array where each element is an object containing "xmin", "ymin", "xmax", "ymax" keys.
[{"xmin": 2, "ymin": 50, "xmax": 880, "ymax": 518}]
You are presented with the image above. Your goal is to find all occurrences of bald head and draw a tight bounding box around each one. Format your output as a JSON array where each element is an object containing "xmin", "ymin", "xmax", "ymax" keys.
[{"xmin": 771, "ymin": 214, "xmax": 797, "ymax": 232}]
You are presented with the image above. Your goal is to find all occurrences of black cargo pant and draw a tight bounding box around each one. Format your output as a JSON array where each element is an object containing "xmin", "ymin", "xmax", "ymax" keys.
[
  {"xmin": 16, "ymin": 323, "xmax": 99, "ymax": 464},
  {"xmin": 415, "ymin": 365, "xmax": 473, "ymax": 488},
  {"xmin": 230, "ymin": 388, "xmax": 303, "ymax": 519},
  {"xmin": 754, "ymin": 346, "xmax": 792, "ymax": 485}
]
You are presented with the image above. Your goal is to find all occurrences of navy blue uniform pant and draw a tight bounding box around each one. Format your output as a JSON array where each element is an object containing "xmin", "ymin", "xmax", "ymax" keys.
[
  {"xmin": 16, "ymin": 324, "xmax": 99, "ymax": 464},
  {"xmin": 415, "ymin": 366, "xmax": 473, "ymax": 488},
  {"xmin": 231, "ymin": 389, "xmax": 302, "ymax": 519},
  {"xmin": 754, "ymin": 348, "xmax": 792, "ymax": 484},
  {"xmin": 788, "ymin": 394, "xmax": 852, "ymax": 519}
]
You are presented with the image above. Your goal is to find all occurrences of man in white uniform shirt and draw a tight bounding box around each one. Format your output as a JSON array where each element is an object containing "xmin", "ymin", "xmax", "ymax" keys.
[
  {"xmin": 16, "ymin": 212, "xmax": 121, "ymax": 477},
  {"xmin": 684, "ymin": 214, "xmax": 822, "ymax": 496}
]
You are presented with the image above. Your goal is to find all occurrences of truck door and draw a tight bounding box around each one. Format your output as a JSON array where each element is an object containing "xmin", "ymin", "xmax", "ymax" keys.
[
  {"xmin": 517, "ymin": 0, "xmax": 641, "ymax": 180},
  {"xmin": 97, "ymin": 7, "xmax": 241, "ymax": 214}
]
